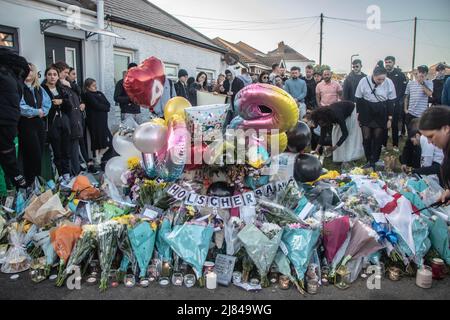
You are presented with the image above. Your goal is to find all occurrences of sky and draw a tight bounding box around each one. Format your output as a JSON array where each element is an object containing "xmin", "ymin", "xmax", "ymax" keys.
[{"xmin": 149, "ymin": 0, "xmax": 450, "ymax": 74}]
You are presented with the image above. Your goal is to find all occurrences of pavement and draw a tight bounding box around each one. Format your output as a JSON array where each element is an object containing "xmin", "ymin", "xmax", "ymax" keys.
[{"xmin": 1, "ymin": 271, "xmax": 449, "ymax": 300}]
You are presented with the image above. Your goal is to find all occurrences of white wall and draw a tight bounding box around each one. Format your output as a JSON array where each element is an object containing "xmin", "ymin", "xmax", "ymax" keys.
[
  {"xmin": 0, "ymin": 0, "xmax": 99, "ymax": 82},
  {"xmin": 285, "ymin": 60, "xmax": 315, "ymax": 74}
]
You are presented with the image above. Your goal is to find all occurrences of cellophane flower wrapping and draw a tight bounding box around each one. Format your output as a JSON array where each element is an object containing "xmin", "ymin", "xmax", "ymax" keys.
[
  {"xmin": 128, "ymin": 221, "xmax": 156, "ymax": 278},
  {"xmin": 237, "ymin": 223, "xmax": 282, "ymax": 284},
  {"xmin": 224, "ymin": 217, "xmax": 244, "ymax": 256},
  {"xmin": 1, "ymin": 225, "xmax": 32, "ymax": 273},
  {"xmin": 156, "ymin": 217, "xmax": 173, "ymax": 262},
  {"xmin": 164, "ymin": 222, "xmax": 214, "ymax": 279},
  {"xmin": 281, "ymin": 225, "xmax": 320, "ymax": 281},
  {"xmin": 97, "ymin": 221, "xmax": 122, "ymax": 291}
]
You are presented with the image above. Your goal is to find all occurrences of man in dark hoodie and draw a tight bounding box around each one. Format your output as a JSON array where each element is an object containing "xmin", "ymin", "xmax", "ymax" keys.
[
  {"xmin": 384, "ymin": 56, "xmax": 408, "ymax": 150},
  {"xmin": 174, "ymin": 69, "xmax": 189, "ymax": 100},
  {"xmin": 0, "ymin": 48, "xmax": 29, "ymax": 188},
  {"xmin": 343, "ymin": 59, "xmax": 366, "ymax": 102},
  {"xmin": 114, "ymin": 62, "xmax": 141, "ymax": 122}
]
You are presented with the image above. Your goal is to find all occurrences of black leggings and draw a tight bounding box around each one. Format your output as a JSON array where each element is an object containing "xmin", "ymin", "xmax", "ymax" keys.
[{"xmin": 361, "ymin": 126, "xmax": 384, "ymax": 165}]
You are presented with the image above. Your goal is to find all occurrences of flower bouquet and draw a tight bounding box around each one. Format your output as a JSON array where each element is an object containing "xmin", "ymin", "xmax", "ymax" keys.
[
  {"xmin": 32, "ymin": 230, "xmax": 57, "ymax": 276},
  {"xmin": 237, "ymin": 223, "xmax": 282, "ymax": 287},
  {"xmin": 1, "ymin": 223, "xmax": 32, "ymax": 273},
  {"xmin": 128, "ymin": 221, "xmax": 157, "ymax": 278},
  {"xmin": 56, "ymin": 225, "xmax": 96, "ymax": 286},
  {"xmin": 97, "ymin": 220, "xmax": 122, "ymax": 291},
  {"xmin": 156, "ymin": 217, "xmax": 173, "ymax": 262},
  {"xmin": 274, "ymin": 250, "xmax": 305, "ymax": 294},
  {"xmin": 281, "ymin": 224, "xmax": 320, "ymax": 288}
]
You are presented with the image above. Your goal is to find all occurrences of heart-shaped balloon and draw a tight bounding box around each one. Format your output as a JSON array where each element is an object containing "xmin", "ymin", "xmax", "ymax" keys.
[{"xmin": 124, "ymin": 56, "xmax": 165, "ymax": 109}]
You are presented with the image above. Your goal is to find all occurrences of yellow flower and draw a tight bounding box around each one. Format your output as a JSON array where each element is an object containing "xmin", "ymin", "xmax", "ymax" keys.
[
  {"xmin": 151, "ymin": 221, "xmax": 158, "ymax": 231},
  {"xmin": 370, "ymin": 172, "xmax": 379, "ymax": 180},
  {"xmin": 127, "ymin": 157, "xmax": 141, "ymax": 169}
]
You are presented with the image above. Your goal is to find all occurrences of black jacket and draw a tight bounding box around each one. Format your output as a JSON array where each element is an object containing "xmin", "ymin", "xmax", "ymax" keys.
[
  {"xmin": 222, "ymin": 77, "xmax": 245, "ymax": 106},
  {"xmin": 302, "ymin": 77, "xmax": 318, "ymax": 110},
  {"xmin": 343, "ymin": 71, "xmax": 366, "ymax": 102},
  {"xmin": 61, "ymin": 84, "xmax": 83, "ymax": 139},
  {"xmin": 430, "ymin": 76, "xmax": 449, "ymax": 105},
  {"xmin": 114, "ymin": 79, "xmax": 140, "ymax": 114},
  {"xmin": 42, "ymin": 82, "xmax": 72, "ymax": 136},
  {"xmin": 0, "ymin": 66, "xmax": 23, "ymax": 126},
  {"xmin": 386, "ymin": 68, "xmax": 408, "ymax": 104},
  {"xmin": 174, "ymin": 80, "xmax": 189, "ymax": 100}
]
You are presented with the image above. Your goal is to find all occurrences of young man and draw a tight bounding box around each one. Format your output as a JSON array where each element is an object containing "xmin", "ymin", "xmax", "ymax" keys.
[
  {"xmin": 400, "ymin": 119, "xmax": 443, "ymax": 179},
  {"xmin": 269, "ymin": 63, "xmax": 280, "ymax": 84},
  {"xmin": 343, "ymin": 59, "xmax": 366, "ymax": 102},
  {"xmin": 222, "ymin": 69, "xmax": 245, "ymax": 108},
  {"xmin": 284, "ymin": 66, "xmax": 307, "ymax": 119},
  {"xmin": 316, "ymin": 68, "xmax": 342, "ymax": 107},
  {"xmin": 153, "ymin": 77, "xmax": 176, "ymax": 118},
  {"xmin": 384, "ymin": 56, "xmax": 408, "ymax": 150},
  {"xmin": 0, "ymin": 48, "xmax": 28, "ymax": 188},
  {"xmin": 442, "ymin": 77, "xmax": 450, "ymax": 106},
  {"xmin": 114, "ymin": 62, "xmax": 141, "ymax": 122},
  {"xmin": 431, "ymin": 63, "xmax": 448, "ymax": 106},
  {"xmin": 237, "ymin": 68, "xmax": 252, "ymax": 87},
  {"xmin": 404, "ymin": 65, "xmax": 433, "ymax": 128},
  {"xmin": 174, "ymin": 69, "xmax": 189, "ymax": 100},
  {"xmin": 303, "ymin": 64, "xmax": 318, "ymax": 111}
]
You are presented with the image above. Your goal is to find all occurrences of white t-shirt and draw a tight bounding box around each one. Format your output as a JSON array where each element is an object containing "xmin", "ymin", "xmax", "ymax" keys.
[
  {"xmin": 355, "ymin": 76, "xmax": 397, "ymax": 102},
  {"xmin": 420, "ymin": 135, "xmax": 444, "ymax": 167}
]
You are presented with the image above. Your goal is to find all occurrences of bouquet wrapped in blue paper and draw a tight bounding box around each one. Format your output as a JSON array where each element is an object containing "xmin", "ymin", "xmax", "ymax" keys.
[
  {"xmin": 128, "ymin": 221, "xmax": 157, "ymax": 278},
  {"xmin": 281, "ymin": 224, "xmax": 320, "ymax": 286},
  {"xmin": 238, "ymin": 223, "xmax": 282, "ymax": 287},
  {"xmin": 156, "ymin": 217, "xmax": 172, "ymax": 262},
  {"xmin": 164, "ymin": 221, "xmax": 214, "ymax": 282}
]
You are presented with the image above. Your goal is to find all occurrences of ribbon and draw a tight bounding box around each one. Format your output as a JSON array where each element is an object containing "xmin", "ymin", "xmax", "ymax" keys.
[{"xmin": 372, "ymin": 221, "xmax": 398, "ymax": 245}]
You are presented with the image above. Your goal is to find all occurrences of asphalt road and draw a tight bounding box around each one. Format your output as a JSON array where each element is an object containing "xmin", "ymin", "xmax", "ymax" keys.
[{"xmin": 0, "ymin": 271, "xmax": 449, "ymax": 300}]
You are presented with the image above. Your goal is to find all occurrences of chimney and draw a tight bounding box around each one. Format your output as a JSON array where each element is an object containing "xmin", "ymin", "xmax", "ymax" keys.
[{"xmin": 277, "ymin": 41, "xmax": 285, "ymax": 54}]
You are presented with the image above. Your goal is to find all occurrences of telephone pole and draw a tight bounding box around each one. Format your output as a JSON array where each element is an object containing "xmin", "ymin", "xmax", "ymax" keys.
[
  {"xmin": 319, "ymin": 13, "xmax": 324, "ymax": 65},
  {"xmin": 412, "ymin": 17, "xmax": 417, "ymax": 71}
]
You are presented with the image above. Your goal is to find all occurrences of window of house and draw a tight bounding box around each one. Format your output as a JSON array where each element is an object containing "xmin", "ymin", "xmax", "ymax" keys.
[
  {"xmin": 0, "ymin": 25, "xmax": 19, "ymax": 53},
  {"xmin": 196, "ymin": 68, "xmax": 215, "ymax": 84},
  {"xmin": 113, "ymin": 48, "xmax": 135, "ymax": 84},
  {"xmin": 164, "ymin": 63, "xmax": 179, "ymax": 81}
]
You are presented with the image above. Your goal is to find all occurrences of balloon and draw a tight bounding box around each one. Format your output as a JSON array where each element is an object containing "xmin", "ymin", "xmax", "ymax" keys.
[
  {"xmin": 185, "ymin": 104, "xmax": 230, "ymax": 140},
  {"xmin": 246, "ymin": 140, "xmax": 270, "ymax": 169},
  {"xmin": 245, "ymin": 174, "xmax": 270, "ymax": 190},
  {"xmin": 123, "ymin": 56, "xmax": 165, "ymax": 109},
  {"xmin": 150, "ymin": 117, "xmax": 166, "ymax": 127},
  {"xmin": 164, "ymin": 97, "xmax": 191, "ymax": 124},
  {"xmin": 133, "ymin": 122, "xmax": 167, "ymax": 154},
  {"xmin": 293, "ymin": 153, "xmax": 322, "ymax": 183},
  {"xmin": 270, "ymin": 132, "xmax": 288, "ymax": 154},
  {"xmin": 105, "ymin": 156, "xmax": 128, "ymax": 186},
  {"xmin": 112, "ymin": 133, "xmax": 141, "ymax": 159},
  {"xmin": 287, "ymin": 121, "xmax": 311, "ymax": 153},
  {"xmin": 231, "ymin": 83, "xmax": 299, "ymax": 132},
  {"xmin": 207, "ymin": 181, "xmax": 234, "ymax": 197},
  {"xmin": 185, "ymin": 143, "xmax": 207, "ymax": 171},
  {"xmin": 154, "ymin": 115, "xmax": 189, "ymax": 181},
  {"xmin": 142, "ymin": 153, "xmax": 157, "ymax": 178}
]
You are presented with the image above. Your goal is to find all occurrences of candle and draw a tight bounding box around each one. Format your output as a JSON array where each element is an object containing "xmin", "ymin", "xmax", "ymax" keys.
[
  {"xmin": 184, "ymin": 274, "xmax": 196, "ymax": 288},
  {"xmin": 279, "ymin": 275, "xmax": 290, "ymax": 290},
  {"xmin": 206, "ymin": 271, "xmax": 217, "ymax": 289},
  {"xmin": 431, "ymin": 258, "xmax": 445, "ymax": 280},
  {"xmin": 124, "ymin": 274, "xmax": 135, "ymax": 288},
  {"xmin": 172, "ymin": 273, "xmax": 183, "ymax": 286},
  {"xmin": 416, "ymin": 266, "xmax": 432, "ymax": 289},
  {"xmin": 159, "ymin": 277, "xmax": 170, "ymax": 287},
  {"xmin": 307, "ymin": 279, "xmax": 319, "ymax": 294},
  {"xmin": 387, "ymin": 267, "xmax": 401, "ymax": 281},
  {"xmin": 232, "ymin": 271, "xmax": 242, "ymax": 284}
]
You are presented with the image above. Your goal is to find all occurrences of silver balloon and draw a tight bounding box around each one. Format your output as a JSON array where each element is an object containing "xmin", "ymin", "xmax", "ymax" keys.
[
  {"xmin": 113, "ymin": 133, "xmax": 142, "ymax": 158},
  {"xmin": 142, "ymin": 153, "xmax": 157, "ymax": 178},
  {"xmin": 133, "ymin": 122, "xmax": 167, "ymax": 154},
  {"xmin": 105, "ymin": 156, "xmax": 128, "ymax": 186}
]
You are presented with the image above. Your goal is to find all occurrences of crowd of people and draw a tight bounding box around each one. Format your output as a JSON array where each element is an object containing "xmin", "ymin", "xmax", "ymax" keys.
[{"xmin": 1, "ymin": 46, "xmax": 450, "ymax": 201}]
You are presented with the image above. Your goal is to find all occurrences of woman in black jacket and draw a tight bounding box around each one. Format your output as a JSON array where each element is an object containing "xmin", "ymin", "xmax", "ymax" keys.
[
  {"xmin": 41, "ymin": 65, "xmax": 72, "ymax": 183},
  {"xmin": 83, "ymin": 78, "xmax": 112, "ymax": 166}
]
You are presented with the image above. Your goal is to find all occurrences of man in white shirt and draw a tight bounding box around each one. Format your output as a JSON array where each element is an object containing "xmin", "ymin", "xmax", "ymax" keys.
[{"xmin": 404, "ymin": 65, "xmax": 433, "ymax": 129}]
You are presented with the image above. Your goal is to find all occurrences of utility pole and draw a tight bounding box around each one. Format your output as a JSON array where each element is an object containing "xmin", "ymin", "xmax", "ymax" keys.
[
  {"xmin": 412, "ymin": 17, "xmax": 417, "ymax": 71},
  {"xmin": 97, "ymin": 0, "xmax": 105, "ymax": 91},
  {"xmin": 319, "ymin": 13, "xmax": 323, "ymax": 65}
]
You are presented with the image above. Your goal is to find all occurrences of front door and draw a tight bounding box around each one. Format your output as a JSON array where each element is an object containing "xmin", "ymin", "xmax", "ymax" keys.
[{"xmin": 44, "ymin": 34, "xmax": 82, "ymax": 84}]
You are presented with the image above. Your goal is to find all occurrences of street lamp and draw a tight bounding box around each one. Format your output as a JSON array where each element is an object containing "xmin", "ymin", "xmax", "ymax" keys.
[{"xmin": 351, "ymin": 54, "xmax": 359, "ymax": 72}]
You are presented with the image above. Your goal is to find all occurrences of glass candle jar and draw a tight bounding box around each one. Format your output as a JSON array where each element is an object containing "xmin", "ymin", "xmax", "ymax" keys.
[
  {"xmin": 161, "ymin": 259, "xmax": 173, "ymax": 278},
  {"xmin": 109, "ymin": 270, "xmax": 119, "ymax": 288},
  {"xmin": 387, "ymin": 267, "xmax": 401, "ymax": 281},
  {"xmin": 172, "ymin": 272, "xmax": 184, "ymax": 286},
  {"xmin": 124, "ymin": 274, "xmax": 136, "ymax": 288},
  {"xmin": 307, "ymin": 279, "xmax": 319, "ymax": 294},
  {"xmin": 416, "ymin": 266, "xmax": 432, "ymax": 288},
  {"xmin": 269, "ymin": 272, "xmax": 279, "ymax": 284},
  {"xmin": 335, "ymin": 265, "xmax": 350, "ymax": 290},
  {"xmin": 431, "ymin": 258, "xmax": 445, "ymax": 280},
  {"xmin": 203, "ymin": 261, "xmax": 215, "ymax": 275},
  {"xmin": 232, "ymin": 271, "xmax": 242, "ymax": 285},
  {"xmin": 148, "ymin": 264, "xmax": 160, "ymax": 282},
  {"xmin": 139, "ymin": 278, "xmax": 150, "ymax": 288},
  {"xmin": 279, "ymin": 275, "xmax": 290, "ymax": 290},
  {"xmin": 184, "ymin": 274, "xmax": 196, "ymax": 288},
  {"xmin": 159, "ymin": 276, "xmax": 170, "ymax": 287},
  {"xmin": 30, "ymin": 267, "xmax": 45, "ymax": 283}
]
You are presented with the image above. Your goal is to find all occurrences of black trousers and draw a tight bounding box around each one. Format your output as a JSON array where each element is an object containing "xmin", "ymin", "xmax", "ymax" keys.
[
  {"xmin": 0, "ymin": 125, "xmax": 21, "ymax": 184},
  {"xmin": 49, "ymin": 126, "xmax": 71, "ymax": 176},
  {"xmin": 362, "ymin": 126, "xmax": 384, "ymax": 165},
  {"xmin": 383, "ymin": 102, "xmax": 402, "ymax": 147},
  {"xmin": 405, "ymin": 113, "xmax": 418, "ymax": 132},
  {"xmin": 18, "ymin": 117, "xmax": 46, "ymax": 185}
]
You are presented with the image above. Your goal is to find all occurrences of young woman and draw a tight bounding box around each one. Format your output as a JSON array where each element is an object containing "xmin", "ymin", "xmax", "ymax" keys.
[
  {"xmin": 67, "ymin": 67, "xmax": 91, "ymax": 169},
  {"xmin": 419, "ymin": 106, "xmax": 450, "ymax": 204},
  {"xmin": 18, "ymin": 63, "xmax": 51, "ymax": 185},
  {"xmin": 311, "ymin": 101, "xmax": 364, "ymax": 163},
  {"xmin": 83, "ymin": 78, "xmax": 112, "ymax": 166},
  {"xmin": 41, "ymin": 65, "xmax": 72, "ymax": 183},
  {"xmin": 259, "ymin": 71, "xmax": 270, "ymax": 84},
  {"xmin": 189, "ymin": 71, "xmax": 209, "ymax": 106},
  {"xmin": 355, "ymin": 64, "xmax": 397, "ymax": 169}
]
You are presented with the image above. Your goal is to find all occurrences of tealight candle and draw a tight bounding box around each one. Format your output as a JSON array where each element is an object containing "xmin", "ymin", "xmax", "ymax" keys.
[
  {"xmin": 232, "ymin": 271, "xmax": 242, "ymax": 284},
  {"xmin": 184, "ymin": 274, "xmax": 196, "ymax": 288},
  {"xmin": 279, "ymin": 275, "xmax": 290, "ymax": 290},
  {"xmin": 159, "ymin": 277, "xmax": 170, "ymax": 287},
  {"xmin": 172, "ymin": 273, "xmax": 183, "ymax": 286},
  {"xmin": 140, "ymin": 278, "xmax": 150, "ymax": 287},
  {"xmin": 124, "ymin": 274, "xmax": 135, "ymax": 288}
]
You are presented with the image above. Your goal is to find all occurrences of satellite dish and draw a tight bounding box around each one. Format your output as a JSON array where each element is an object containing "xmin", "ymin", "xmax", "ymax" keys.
[{"xmin": 223, "ymin": 52, "xmax": 240, "ymax": 65}]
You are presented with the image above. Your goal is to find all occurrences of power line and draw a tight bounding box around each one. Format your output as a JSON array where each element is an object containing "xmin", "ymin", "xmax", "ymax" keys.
[{"xmin": 171, "ymin": 14, "xmax": 319, "ymax": 24}]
